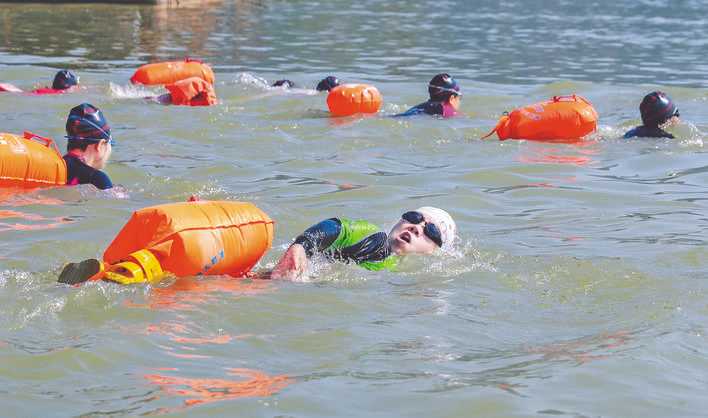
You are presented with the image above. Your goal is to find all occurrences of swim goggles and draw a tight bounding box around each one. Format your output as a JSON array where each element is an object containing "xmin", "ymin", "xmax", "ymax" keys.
[
  {"xmin": 428, "ymin": 84, "xmax": 462, "ymax": 96},
  {"xmin": 401, "ymin": 211, "xmax": 443, "ymax": 247}
]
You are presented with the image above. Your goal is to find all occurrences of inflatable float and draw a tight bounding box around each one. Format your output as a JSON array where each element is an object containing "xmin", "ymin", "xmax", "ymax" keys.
[
  {"xmin": 0, "ymin": 132, "xmax": 67, "ymax": 189},
  {"xmin": 130, "ymin": 58, "xmax": 215, "ymax": 86},
  {"xmin": 483, "ymin": 95, "xmax": 598, "ymax": 141},
  {"xmin": 60, "ymin": 200, "xmax": 274, "ymax": 285},
  {"xmin": 165, "ymin": 77, "xmax": 217, "ymax": 106},
  {"xmin": 327, "ymin": 84, "xmax": 382, "ymax": 117}
]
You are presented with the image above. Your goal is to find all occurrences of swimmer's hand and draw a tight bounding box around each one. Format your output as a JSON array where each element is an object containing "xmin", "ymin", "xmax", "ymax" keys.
[{"xmin": 270, "ymin": 244, "xmax": 308, "ymax": 280}]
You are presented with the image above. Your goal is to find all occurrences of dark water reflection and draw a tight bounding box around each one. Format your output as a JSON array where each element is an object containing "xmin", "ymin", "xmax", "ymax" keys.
[{"xmin": 2, "ymin": 0, "xmax": 708, "ymax": 86}]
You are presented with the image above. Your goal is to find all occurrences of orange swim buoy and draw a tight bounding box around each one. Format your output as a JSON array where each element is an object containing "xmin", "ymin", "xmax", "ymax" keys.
[
  {"xmin": 483, "ymin": 95, "xmax": 598, "ymax": 141},
  {"xmin": 165, "ymin": 77, "xmax": 217, "ymax": 106},
  {"xmin": 326, "ymin": 84, "xmax": 382, "ymax": 117},
  {"xmin": 130, "ymin": 58, "xmax": 215, "ymax": 86},
  {"xmin": 101, "ymin": 200, "xmax": 274, "ymax": 284},
  {"xmin": 0, "ymin": 132, "xmax": 67, "ymax": 189}
]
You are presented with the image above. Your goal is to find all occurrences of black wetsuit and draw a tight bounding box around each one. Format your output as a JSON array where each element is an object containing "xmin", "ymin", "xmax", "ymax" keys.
[
  {"xmin": 63, "ymin": 154, "xmax": 113, "ymax": 190},
  {"xmin": 395, "ymin": 99, "xmax": 461, "ymax": 118},
  {"xmin": 624, "ymin": 126, "xmax": 674, "ymax": 139}
]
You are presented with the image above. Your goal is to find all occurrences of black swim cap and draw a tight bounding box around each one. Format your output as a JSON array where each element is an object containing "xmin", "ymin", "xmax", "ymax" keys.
[
  {"xmin": 272, "ymin": 79, "xmax": 295, "ymax": 88},
  {"xmin": 66, "ymin": 103, "xmax": 113, "ymax": 144},
  {"xmin": 640, "ymin": 91, "xmax": 679, "ymax": 127},
  {"xmin": 316, "ymin": 76, "xmax": 340, "ymax": 92},
  {"xmin": 428, "ymin": 73, "xmax": 460, "ymax": 101},
  {"xmin": 52, "ymin": 70, "xmax": 79, "ymax": 90}
]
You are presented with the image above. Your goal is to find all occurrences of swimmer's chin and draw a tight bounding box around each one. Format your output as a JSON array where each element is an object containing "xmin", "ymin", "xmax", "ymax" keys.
[{"xmin": 389, "ymin": 235, "xmax": 409, "ymax": 255}]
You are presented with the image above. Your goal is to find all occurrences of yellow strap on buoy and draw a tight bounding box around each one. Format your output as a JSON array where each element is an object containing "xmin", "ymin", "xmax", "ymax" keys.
[
  {"xmin": 103, "ymin": 250, "xmax": 165, "ymax": 285},
  {"xmin": 104, "ymin": 261, "xmax": 145, "ymax": 285},
  {"xmin": 127, "ymin": 249, "xmax": 164, "ymax": 282}
]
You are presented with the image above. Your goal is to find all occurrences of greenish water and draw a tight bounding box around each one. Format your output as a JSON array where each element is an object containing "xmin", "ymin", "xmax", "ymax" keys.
[{"xmin": 1, "ymin": 1, "xmax": 708, "ymax": 416}]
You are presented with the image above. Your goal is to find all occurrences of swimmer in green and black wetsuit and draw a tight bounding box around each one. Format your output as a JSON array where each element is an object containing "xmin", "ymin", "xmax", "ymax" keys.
[{"xmin": 270, "ymin": 207, "xmax": 456, "ymax": 280}]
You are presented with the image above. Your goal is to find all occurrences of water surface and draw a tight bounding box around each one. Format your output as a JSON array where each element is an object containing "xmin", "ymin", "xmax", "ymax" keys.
[{"xmin": 1, "ymin": 1, "xmax": 708, "ymax": 416}]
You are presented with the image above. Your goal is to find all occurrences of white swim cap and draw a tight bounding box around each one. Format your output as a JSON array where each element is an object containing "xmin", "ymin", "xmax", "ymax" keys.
[{"xmin": 416, "ymin": 206, "xmax": 456, "ymax": 250}]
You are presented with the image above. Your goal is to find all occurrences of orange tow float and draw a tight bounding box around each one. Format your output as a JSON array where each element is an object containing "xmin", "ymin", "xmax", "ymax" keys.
[
  {"xmin": 83, "ymin": 200, "xmax": 274, "ymax": 285},
  {"xmin": 130, "ymin": 58, "xmax": 215, "ymax": 86},
  {"xmin": 165, "ymin": 77, "xmax": 217, "ymax": 106},
  {"xmin": 0, "ymin": 131, "xmax": 67, "ymax": 189},
  {"xmin": 327, "ymin": 84, "xmax": 382, "ymax": 117},
  {"xmin": 483, "ymin": 95, "xmax": 598, "ymax": 141}
]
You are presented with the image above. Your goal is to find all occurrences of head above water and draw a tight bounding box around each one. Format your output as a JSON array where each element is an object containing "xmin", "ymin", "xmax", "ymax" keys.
[
  {"xmin": 66, "ymin": 103, "xmax": 113, "ymax": 154},
  {"xmin": 272, "ymin": 79, "xmax": 295, "ymax": 88},
  {"xmin": 316, "ymin": 76, "xmax": 340, "ymax": 92},
  {"xmin": 388, "ymin": 206, "xmax": 456, "ymax": 255},
  {"xmin": 640, "ymin": 91, "xmax": 679, "ymax": 127},
  {"xmin": 428, "ymin": 73, "xmax": 460, "ymax": 102},
  {"xmin": 65, "ymin": 104, "xmax": 113, "ymax": 170},
  {"xmin": 52, "ymin": 70, "xmax": 79, "ymax": 90}
]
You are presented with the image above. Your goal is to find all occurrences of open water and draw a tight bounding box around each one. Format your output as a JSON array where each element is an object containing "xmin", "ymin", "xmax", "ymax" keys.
[{"xmin": 1, "ymin": 0, "xmax": 708, "ymax": 416}]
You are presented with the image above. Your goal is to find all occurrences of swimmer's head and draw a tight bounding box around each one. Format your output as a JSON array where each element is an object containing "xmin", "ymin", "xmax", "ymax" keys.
[
  {"xmin": 52, "ymin": 70, "xmax": 79, "ymax": 90},
  {"xmin": 388, "ymin": 207, "xmax": 457, "ymax": 255},
  {"xmin": 640, "ymin": 91, "xmax": 679, "ymax": 127},
  {"xmin": 272, "ymin": 79, "xmax": 295, "ymax": 88},
  {"xmin": 66, "ymin": 103, "xmax": 113, "ymax": 144},
  {"xmin": 316, "ymin": 76, "xmax": 340, "ymax": 92},
  {"xmin": 428, "ymin": 73, "xmax": 461, "ymax": 102},
  {"xmin": 65, "ymin": 103, "xmax": 113, "ymax": 169}
]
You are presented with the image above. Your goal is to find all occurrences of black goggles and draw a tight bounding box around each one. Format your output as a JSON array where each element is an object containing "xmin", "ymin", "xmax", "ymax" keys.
[{"xmin": 401, "ymin": 211, "xmax": 443, "ymax": 248}]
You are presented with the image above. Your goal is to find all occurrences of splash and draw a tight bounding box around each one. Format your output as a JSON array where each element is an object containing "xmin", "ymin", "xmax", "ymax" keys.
[
  {"xmin": 108, "ymin": 82, "xmax": 160, "ymax": 99},
  {"xmin": 233, "ymin": 72, "xmax": 270, "ymax": 90},
  {"xmin": 233, "ymin": 72, "xmax": 317, "ymax": 95}
]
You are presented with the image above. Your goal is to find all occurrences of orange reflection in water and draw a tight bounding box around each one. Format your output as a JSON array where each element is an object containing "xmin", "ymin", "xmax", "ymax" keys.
[
  {"xmin": 125, "ymin": 276, "xmax": 274, "ymax": 311},
  {"xmin": 526, "ymin": 330, "xmax": 631, "ymax": 365},
  {"xmin": 516, "ymin": 138, "xmax": 600, "ymax": 167},
  {"xmin": 143, "ymin": 321, "xmax": 245, "ymax": 346},
  {"xmin": 0, "ymin": 189, "xmax": 64, "ymax": 207},
  {"xmin": 0, "ymin": 208, "xmax": 72, "ymax": 232},
  {"xmin": 145, "ymin": 368, "xmax": 293, "ymax": 407}
]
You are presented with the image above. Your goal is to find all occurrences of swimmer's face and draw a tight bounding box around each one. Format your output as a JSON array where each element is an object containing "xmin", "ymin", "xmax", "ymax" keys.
[
  {"xmin": 448, "ymin": 94, "xmax": 461, "ymax": 111},
  {"xmin": 92, "ymin": 140, "xmax": 112, "ymax": 170},
  {"xmin": 662, "ymin": 115, "xmax": 681, "ymax": 127},
  {"xmin": 388, "ymin": 215, "xmax": 440, "ymax": 255}
]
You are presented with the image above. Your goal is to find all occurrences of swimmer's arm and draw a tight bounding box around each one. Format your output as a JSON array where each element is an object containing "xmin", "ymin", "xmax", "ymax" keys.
[
  {"xmin": 270, "ymin": 243, "xmax": 308, "ymax": 280},
  {"xmin": 331, "ymin": 231, "xmax": 389, "ymax": 263},
  {"xmin": 293, "ymin": 218, "xmax": 343, "ymax": 256},
  {"xmin": 270, "ymin": 218, "xmax": 342, "ymax": 280}
]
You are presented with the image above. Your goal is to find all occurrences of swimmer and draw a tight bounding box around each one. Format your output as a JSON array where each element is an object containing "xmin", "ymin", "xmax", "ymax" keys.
[
  {"xmin": 149, "ymin": 77, "xmax": 217, "ymax": 106},
  {"xmin": 63, "ymin": 103, "xmax": 114, "ymax": 190},
  {"xmin": 0, "ymin": 69, "xmax": 79, "ymax": 94},
  {"xmin": 316, "ymin": 75, "xmax": 340, "ymax": 92},
  {"xmin": 270, "ymin": 207, "xmax": 456, "ymax": 280},
  {"xmin": 395, "ymin": 73, "xmax": 461, "ymax": 118},
  {"xmin": 624, "ymin": 91, "xmax": 680, "ymax": 139},
  {"xmin": 272, "ymin": 79, "xmax": 295, "ymax": 88}
]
